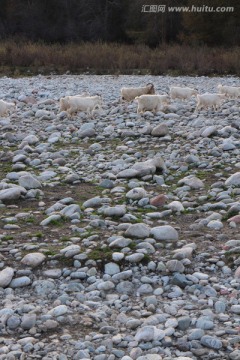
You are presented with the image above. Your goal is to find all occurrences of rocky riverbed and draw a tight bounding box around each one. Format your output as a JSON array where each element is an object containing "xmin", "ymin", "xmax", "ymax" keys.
[{"xmin": 0, "ymin": 74, "xmax": 240, "ymax": 360}]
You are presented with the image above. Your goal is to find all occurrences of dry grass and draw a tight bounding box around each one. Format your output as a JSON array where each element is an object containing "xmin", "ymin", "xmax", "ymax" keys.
[{"xmin": 0, "ymin": 40, "xmax": 239, "ymax": 76}]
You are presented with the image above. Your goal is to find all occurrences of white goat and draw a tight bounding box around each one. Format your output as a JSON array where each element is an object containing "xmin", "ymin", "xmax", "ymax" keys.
[
  {"xmin": 121, "ymin": 83, "xmax": 155, "ymax": 102},
  {"xmin": 60, "ymin": 95, "xmax": 102, "ymax": 116},
  {"xmin": 59, "ymin": 93, "xmax": 90, "ymax": 112},
  {"xmin": 135, "ymin": 94, "xmax": 170, "ymax": 114},
  {"xmin": 170, "ymin": 86, "xmax": 198, "ymax": 100},
  {"xmin": 196, "ymin": 93, "xmax": 225, "ymax": 111},
  {"xmin": 217, "ymin": 84, "xmax": 240, "ymax": 98},
  {"xmin": 0, "ymin": 99, "xmax": 16, "ymax": 117}
]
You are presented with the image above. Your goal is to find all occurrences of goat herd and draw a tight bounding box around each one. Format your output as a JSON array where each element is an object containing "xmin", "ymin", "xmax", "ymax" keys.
[
  {"xmin": 0, "ymin": 82, "xmax": 239, "ymax": 119},
  {"xmin": 60, "ymin": 83, "xmax": 240, "ymax": 117}
]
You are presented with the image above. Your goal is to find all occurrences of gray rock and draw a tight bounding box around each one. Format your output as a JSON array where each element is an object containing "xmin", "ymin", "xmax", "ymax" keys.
[
  {"xmin": 229, "ymin": 350, "xmax": 240, "ymax": 360},
  {"xmin": 196, "ymin": 317, "xmax": 214, "ymax": 330},
  {"xmin": 125, "ymin": 253, "xmax": 145, "ymax": 263},
  {"xmin": 150, "ymin": 225, "xmax": 179, "ymax": 242},
  {"xmin": 7, "ymin": 315, "xmax": 21, "ymax": 329},
  {"xmin": 60, "ymin": 245, "xmax": 81, "ymax": 258},
  {"xmin": 21, "ymin": 253, "xmax": 46, "ymax": 267},
  {"xmin": 60, "ymin": 204, "xmax": 81, "ymax": 218},
  {"xmin": 82, "ymin": 196, "xmax": 108, "ymax": 208},
  {"xmin": 116, "ymin": 281, "xmax": 134, "ymax": 294},
  {"xmin": 109, "ymin": 237, "xmax": 132, "ymax": 248},
  {"xmin": 125, "ymin": 223, "xmax": 150, "ymax": 238},
  {"xmin": 214, "ymin": 300, "xmax": 226, "ymax": 313},
  {"xmin": 200, "ymin": 335, "xmax": 222, "ymax": 349},
  {"xmin": 126, "ymin": 187, "xmax": 147, "ymax": 200},
  {"xmin": 0, "ymin": 267, "xmax": 15, "ymax": 288},
  {"xmin": 188, "ymin": 328, "xmax": 205, "ymax": 340},
  {"xmin": 103, "ymin": 205, "xmax": 126, "ymax": 217},
  {"xmin": 117, "ymin": 168, "xmax": 140, "ymax": 178},
  {"xmin": 231, "ymin": 305, "xmax": 240, "ymax": 314},
  {"xmin": 166, "ymin": 260, "xmax": 185, "ymax": 273},
  {"xmin": 48, "ymin": 305, "xmax": 68, "ymax": 317},
  {"xmin": 225, "ymin": 172, "xmax": 240, "ymax": 187},
  {"xmin": 177, "ymin": 316, "xmax": 191, "ymax": 330},
  {"xmin": 171, "ymin": 273, "xmax": 190, "ymax": 288},
  {"xmin": 23, "ymin": 134, "xmax": 39, "ymax": 144},
  {"xmin": 33, "ymin": 280, "xmax": 56, "ymax": 296},
  {"xmin": 97, "ymin": 281, "xmax": 115, "ymax": 291},
  {"xmin": 19, "ymin": 174, "xmax": 42, "ymax": 189},
  {"xmin": 0, "ymin": 187, "xmax": 25, "ymax": 202},
  {"xmin": 151, "ymin": 123, "xmax": 169, "ymax": 137},
  {"xmin": 135, "ymin": 326, "xmax": 165, "ymax": 342},
  {"xmin": 9, "ymin": 276, "xmax": 31, "ymax": 288},
  {"xmin": 178, "ymin": 175, "xmax": 204, "ymax": 189},
  {"xmin": 21, "ymin": 314, "xmax": 36, "ymax": 329},
  {"xmin": 104, "ymin": 263, "xmax": 120, "ymax": 275},
  {"xmin": 40, "ymin": 214, "xmax": 62, "ymax": 226}
]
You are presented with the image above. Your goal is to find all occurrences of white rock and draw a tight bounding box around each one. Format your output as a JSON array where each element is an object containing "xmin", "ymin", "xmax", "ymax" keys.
[
  {"xmin": 0, "ymin": 267, "xmax": 14, "ymax": 288},
  {"xmin": 150, "ymin": 225, "xmax": 179, "ymax": 242},
  {"xmin": 167, "ymin": 200, "xmax": 184, "ymax": 212},
  {"xmin": 19, "ymin": 174, "xmax": 42, "ymax": 189},
  {"xmin": 125, "ymin": 223, "xmax": 150, "ymax": 238},
  {"xmin": 225, "ymin": 172, "xmax": 240, "ymax": 187},
  {"xmin": 126, "ymin": 187, "xmax": 147, "ymax": 200},
  {"xmin": 48, "ymin": 305, "xmax": 68, "ymax": 317},
  {"xmin": 21, "ymin": 253, "xmax": 46, "ymax": 267}
]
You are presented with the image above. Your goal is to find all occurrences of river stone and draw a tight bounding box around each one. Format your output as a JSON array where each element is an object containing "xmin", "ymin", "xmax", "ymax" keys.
[
  {"xmin": 21, "ymin": 314, "xmax": 36, "ymax": 329},
  {"xmin": 126, "ymin": 187, "xmax": 147, "ymax": 200},
  {"xmin": 177, "ymin": 316, "xmax": 191, "ymax": 330},
  {"xmin": 150, "ymin": 225, "xmax": 179, "ymax": 242},
  {"xmin": 135, "ymin": 325, "xmax": 165, "ymax": 342},
  {"xmin": 82, "ymin": 196, "xmax": 107, "ymax": 208},
  {"xmin": 109, "ymin": 237, "xmax": 132, "ymax": 248},
  {"xmin": 33, "ymin": 280, "xmax": 56, "ymax": 296},
  {"xmin": 21, "ymin": 253, "xmax": 46, "ymax": 267},
  {"xmin": 167, "ymin": 200, "xmax": 184, "ymax": 212},
  {"xmin": 178, "ymin": 175, "xmax": 204, "ymax": 189},
  {"xmin": 48, "ymin": 305, "xmax": 68, "ymax": 317},
  {"xmin": 9, "ymin": 276, "xmax": 31, "ymax": 288},
  {"xmin": 117, "ymin": 169, "xmax": 140, "ymax": 178},
  {"xmin": 23, "ymin": 134, "xmax": 39, "ymax": 144},
  {"xmin": 200, "ymin": 335, "xmax": 222, "ymax": 349},
  {"xmin": 125, "ymin": 223, "xmax": 150, "ymax": 238},
  {"xmin": 225, "ymin": 172, "xmax": 240, "ymax": 187},
  {"xmin": 19, "ymin": 174, "xmax": 42, "ymax": 189},
  {"xmin": 103, "ymin": 205, "xmax": 126, "ymax": 217},
  {"xmin": 166, "ymin": 260, "xmax": 185, "ymax": 273},
  {"xmin": 40, "ymin": 214, "xmax": 62, "ymax": 226},
  {"xmin": 116, "ymin": 281, "xmax": 134, "ymax": 294},
  {"xmin": 231, "ymin": 305, "xmax": 240, "ymax": 314},
  {"xmin": 196, "ymin": 317, "xmax": 214, "ymax": 330},
  {"xmin": 104, "ymin": 263, "xmax": 120, "ymax": 275},
  {"xmin": 229, "ymin": 350, "xmax": 240, "ymax": 360},
  {"xmin": 125, "ymin": 253, "xmax": 145, "ymax": 263},
  {"xmin": 151, "ymin": 123, "xmax": 169, "ymax": 137},
  {"xmin": 60, "ymin": 245, "xmax": 80, "ymax": 257},
  {"xmin": 0, "ymin": 267, "xmax": 14, "ymax": 288},
  {"xmin": 7, "ymin": 315, "xmax": 21, "ymax": 329},
  {"xmin": 0, "ymin": 187, "xmax": 24, "ymax": 202}
]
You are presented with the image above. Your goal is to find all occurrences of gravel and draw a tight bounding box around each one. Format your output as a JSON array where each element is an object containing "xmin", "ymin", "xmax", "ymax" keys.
[{"xmin": 0, "ymin": 73, "xmax": 239, "ymax": 359}]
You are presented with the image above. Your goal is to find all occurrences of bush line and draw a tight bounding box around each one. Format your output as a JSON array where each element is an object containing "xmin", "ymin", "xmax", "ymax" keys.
[{"xmin": 0, "ymin": 40, "xmax": 239, "ymax": 76}]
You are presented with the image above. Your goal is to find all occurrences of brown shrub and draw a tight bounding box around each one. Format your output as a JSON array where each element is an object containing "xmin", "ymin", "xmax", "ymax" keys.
[{"xmin": 0, "ymin": 40, "xmax": 239, "ymax": 76}]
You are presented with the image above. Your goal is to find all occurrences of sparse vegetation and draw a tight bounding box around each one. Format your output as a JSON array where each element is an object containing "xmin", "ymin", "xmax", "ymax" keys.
[
  {"xmin": 0, "ymin": 41, "xmax": 239, "ymax": 76},
  {"xmin": 1, "ymin": 235, "xmax": 14, "ymax": 241}
]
